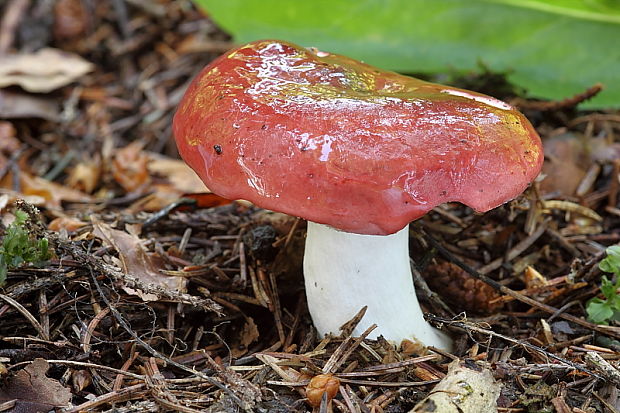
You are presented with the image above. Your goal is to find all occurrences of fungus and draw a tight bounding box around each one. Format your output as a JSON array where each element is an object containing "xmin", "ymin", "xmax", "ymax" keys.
[{"xmin": 173, "ymin": 40, "xmax": 543, "ymax": 350}]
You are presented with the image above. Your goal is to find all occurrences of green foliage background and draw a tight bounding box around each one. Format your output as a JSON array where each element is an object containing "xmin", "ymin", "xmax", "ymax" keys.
[{"xmin": 195, "ymin": 0, "xmax": 620, "ymax": 108}]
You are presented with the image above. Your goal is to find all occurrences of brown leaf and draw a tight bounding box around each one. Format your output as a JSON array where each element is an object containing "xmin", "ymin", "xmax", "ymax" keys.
[
  {"xmin": 112, "ymin": 141, "xmax": 150, "ymax": 193},
  {"xmin": 124, "ymin": 153, "xmax": 217, "ymax": 212},
  {"xmin": 0, "ymin": 358, "xmax": 72, "ymax": 412},
  {"xmin": 71, "ymin": 369, "xmax": 92, "ymax": 392},
  {"xmin": 53, "ymin": 0, "xmax": 88, "ymax": 40},
  {"xmin": 541, "ymin": 133, "xmax": 620, "ymax": 197},
  {"xmin": 66, "ymin": 156, "xmax": 101, "ymax": 194},
  {"xmin": 0, "ymin": 90, "xmax": 60, "ymax": 121},
  {"xmin": 0, "ymin": 171, "xmax": 93, "ymax": 209},
  {"xmin": 48, "ymin": 216, "xmax": 88, "ymax": 232},
  {"xmin": 147, "ymin": 154, "xmax": 209, "ymax": 194},
  {"xmin": 92, "ymin": 219, "xmax": 187, "ymax": 300},
  {"xmin": 0, "ymin": 121, "xmax": 19, "ymax": 153},
  {"xmin": 232, "ymin": 317, "xmax": 260, "ymax": 358},
  {"xmin": 541, "ymin": 133, "xmax": 587, "ymax": 197},
  {"xmin": 0, "ymin": 48, "xmax": 93, "ymax": 92}
]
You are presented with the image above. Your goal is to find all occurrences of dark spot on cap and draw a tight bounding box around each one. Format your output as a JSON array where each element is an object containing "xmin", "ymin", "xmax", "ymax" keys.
[{"xmin": 214, "ymin": 144, "xmax": 223, "ymax": 154}]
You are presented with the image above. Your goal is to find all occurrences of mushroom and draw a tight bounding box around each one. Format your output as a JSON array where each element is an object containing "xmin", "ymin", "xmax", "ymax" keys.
[{"xmin": 173, "ymin": 40, "xmax": 543, "ymax": 350}]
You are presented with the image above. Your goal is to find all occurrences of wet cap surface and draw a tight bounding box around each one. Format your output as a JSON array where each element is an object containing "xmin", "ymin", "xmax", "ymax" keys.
[{"xmin": 173, "ymin": 40, "xmax": 543, "ymax": 235}]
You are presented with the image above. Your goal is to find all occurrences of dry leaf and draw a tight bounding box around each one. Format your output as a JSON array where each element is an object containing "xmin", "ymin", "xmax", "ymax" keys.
[
  {"xmin": 0, "ymin": 171, "xmax": 93, "ymax": 209},
  {"xmin": 232, "ymin": 317, "xmax": 260, "ymax": 358},
  {"xmin": 48, "ymin": 216, "xmax": 88, "ymax": 232},
  {"xmin": 523, "ymin": 266, "xmax": 548, "ymax": 289},
  {"xmin": 112, "ymin": 141, "xmax": 150, "ymax": 193},
  {"xmin": 541, "ymin": 133, "xmax": 587, "ymax": 197},
  {"xmin": 0, "ymin": 194, "xmax": 9, "ymax": 212},
  {"xmin": 71, "ymin": 369, "xmax": 92, "ymax": 392},
  {"xmin": 92, "ymin": 219, "xmax": 187, "ymax": 300},
  {"xmin": 541, "ymin": 133, "xmax": 620, "ymax": 197},
  {"xmin": 0, "ymin": 90, "xmax": 60, "ymax": 120},
  {"xmin": 66, "ymin": 156, "xmax": 101, "ymax": 193},
  {"xmin": 0, "ymin": 358, "xmax": 72, "ymax": 412},
  {"xmin": 147, "ymin": 154, "xmax": 209, "ymax": 193},
  {"xmin": 0, "ymin": 48, "xmax": 93, "ymax": 92},
  {"xmin": 53, "ymin": 0, "xmax": 89, "ymax": 40},
  {"xmin": 0, "ymin": 189, "xmax": 46, "ymax": 207},
  {"xmin": 123, "ymin": 153, "xmax": 212, "ymax": 212},
  {"xmin": 0, "ymin": 121, "xmax": 19, "ymax": 153}
]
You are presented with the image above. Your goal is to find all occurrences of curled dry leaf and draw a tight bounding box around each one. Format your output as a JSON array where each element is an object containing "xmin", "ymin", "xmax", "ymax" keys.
[
  {"xmin": 112, "ymin": 141, "xmax": 150, "ymax": 193},
  {"xmin": 231, "ymin": 317, "xmax": 260, "ymax": 358},
  {"xmin": 0, "ymin": 48, "xmax": 93, "ymax": 93},
  {"xmin": 0, "ymin": 358, "xmax": 72, "ymax": 412},
  {"xmin": 71, "ymin": 369, "xmax": 92, "ymax": 392},
  {"xmin": 92, "ymin": 218, "xmax": 187, "ymax": 300},
  {"xmin": 66, "ymin": 156, "xmax": 101, "ymax": 194},
  {"xmin": 523, "ymin": 266, "xmax": 548, "ymax": 290}
]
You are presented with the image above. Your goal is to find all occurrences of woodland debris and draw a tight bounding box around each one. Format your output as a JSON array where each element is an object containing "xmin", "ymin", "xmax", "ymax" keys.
[{"xmin": 411, "ymin": 360, "xmax": 500, "ymax": 413}]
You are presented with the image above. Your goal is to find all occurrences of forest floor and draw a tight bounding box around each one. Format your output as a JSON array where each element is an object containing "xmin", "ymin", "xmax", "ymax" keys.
[{"xmin": 1, "ymin": 1, "xmax": 620, "ymax": 412}]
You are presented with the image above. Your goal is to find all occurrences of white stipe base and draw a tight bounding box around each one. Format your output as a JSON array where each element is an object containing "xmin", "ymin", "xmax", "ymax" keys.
[{"xmin": 303, "ymin": 222, "xmax": 452, "ymax": 350}]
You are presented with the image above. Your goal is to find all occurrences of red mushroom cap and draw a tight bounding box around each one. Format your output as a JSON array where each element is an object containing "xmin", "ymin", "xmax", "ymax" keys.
[{"xmin": 173, "ymin": 40, "xmax": 543, "ymax": 235}]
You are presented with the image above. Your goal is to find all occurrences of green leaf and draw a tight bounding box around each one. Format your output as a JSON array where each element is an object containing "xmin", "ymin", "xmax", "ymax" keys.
[
  {"xmin": 606, "ymin": 245, "xmax": 620, "ymax": 260},
  {"xmin": 599, "ymin": 276, "xmax": 616, "ymax": 298},
  {"xmin": 195, "ymin": 0, "xmax": 620, "ymax": 108},
  {"xmin": 0, "ymin": 209, "xmax": 51, "ymax": 286},
  {"xmin": 599, "ymin": 246, "xmax": 620, "ymax": 275},
  {"xmin": 486, "ymin": 0, "xmax": 620, "ymax": 24},
  {"xmin": 0, "ymin": 255, "xmax": 6, "ymax": 286},
  {"xmin": 586, "ymin": 298, "xmax": 614, "ymax": 324}
]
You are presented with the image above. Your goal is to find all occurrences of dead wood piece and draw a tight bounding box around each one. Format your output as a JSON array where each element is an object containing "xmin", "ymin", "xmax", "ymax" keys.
[
  {"xmin": 584, "ymin": 352, "xmax": 620, "ymax": 388},
  {"xmin": 411, "ymin": 360, "xmax": 500, "ymax": 413}
]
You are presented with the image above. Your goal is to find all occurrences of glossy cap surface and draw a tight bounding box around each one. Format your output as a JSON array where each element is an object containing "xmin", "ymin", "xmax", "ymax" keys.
[{"xmin": 173, "ymin": 40, "xmax": 543, "ymax": 235}]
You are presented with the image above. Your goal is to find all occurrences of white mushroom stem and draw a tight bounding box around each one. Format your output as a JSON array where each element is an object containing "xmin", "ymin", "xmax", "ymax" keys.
[{"xmin": 303, "ymin": 222, "xmax": 453, "ymax": 350}]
